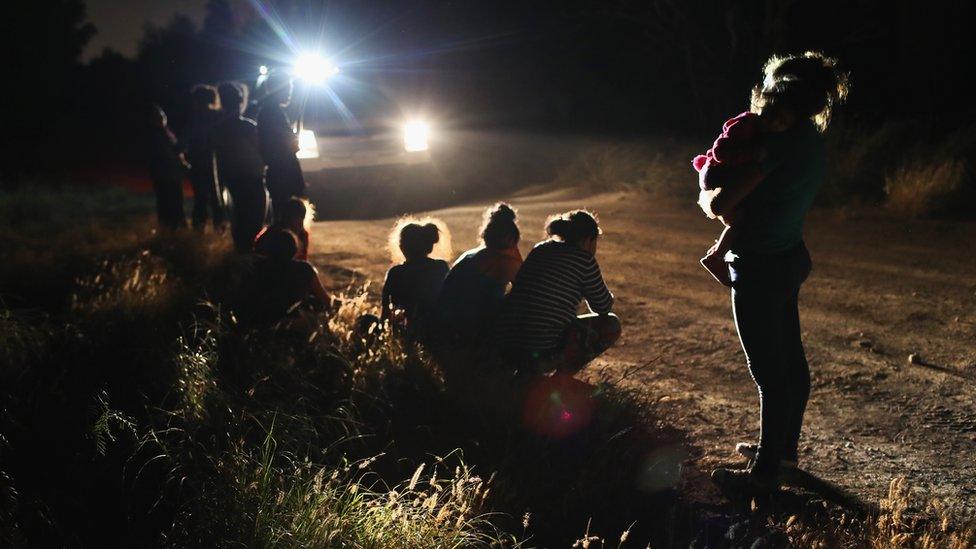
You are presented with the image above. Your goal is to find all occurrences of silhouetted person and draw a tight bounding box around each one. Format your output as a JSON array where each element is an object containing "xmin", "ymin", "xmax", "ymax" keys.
[
  {"xmin": 382, "ymin": 220, "xmax": 450, "ymax": 341},
  {"xmin": 146, "ymin": 104, "xmax": 187, "ymax": 230},
  {"xmin": 495, "ymin": 210, "xmax": 620, "ymax": 375},
  {"xmin": 236, "ymin": 229, "xmax": 330, "ymax": 327},
  {"xmin": 703, "ymin": 52, "xmax": 848, "ymax": 495},
  {"xmin": 212, "ymin": 82, "xmax": 268, "ymax": 252},
  {"xmin": 434, "ymin": 203, "xmax": 522, "ymax": 347},
  {"xmin": 253, "ymin": 197, "xmax": 312, "ymax": 260},
  {"xmin": 257, "ymin": 71, "xmax": 306, "ymax": 223},
  {"xmin": 185, "ymin": 85, "xmax": 224, "ymax": 230}
]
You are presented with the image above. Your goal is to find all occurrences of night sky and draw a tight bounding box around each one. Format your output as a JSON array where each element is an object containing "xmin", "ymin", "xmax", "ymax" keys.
[{"xmin": 83, "ymin": 0, "xmax": 208, "ymax": 60}]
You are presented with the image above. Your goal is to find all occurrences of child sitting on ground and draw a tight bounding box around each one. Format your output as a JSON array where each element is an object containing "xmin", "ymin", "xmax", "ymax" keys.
[
  {"xmin": 381, "ymin": 219, "xmax": 451, "ymax": 341},
  {"xmin": 254, "ymin": 197, "xmax": 313, "ymax": 260},
  {"xmin": 692, "ymin": 105, "xmax": 792, "ymax": 286}
]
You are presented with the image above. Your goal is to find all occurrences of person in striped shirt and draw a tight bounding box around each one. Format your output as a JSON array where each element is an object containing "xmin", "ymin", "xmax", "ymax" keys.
[{"xmin": 495, "ymin": 209, "xmax": 620, "ymax": 374}]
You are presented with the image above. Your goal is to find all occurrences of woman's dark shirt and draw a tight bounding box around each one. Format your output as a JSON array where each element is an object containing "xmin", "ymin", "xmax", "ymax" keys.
[
  {"xmin": 184, "ymin": 109, "xmax": 220, "ymax": 178},
  {"xmin": 732, "ymin": 121, "xmax": 825, "ymax": 255},
  {"xmin": 496, "ymin": 240, "xmax": 613, "ymax": 354},
  {"xmin": 256, "ymin": 102, "xmax": 304, "ymax": 197},
  {"xmin": 435, "ymin": 246, "xmax": 521, "ymax": 335},
  {"xmin": 147, "ymin": 127, "xmax": 184, "ymax": 182},
  {"xmin": 212, "ymin": 113, "xmax": 265, "ymax": 185}
]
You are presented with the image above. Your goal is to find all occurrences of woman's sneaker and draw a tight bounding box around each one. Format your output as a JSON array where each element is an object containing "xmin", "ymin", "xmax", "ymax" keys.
[{"xmin": 735, "ymin": 442, "xmax": 799, "ymax": 470}]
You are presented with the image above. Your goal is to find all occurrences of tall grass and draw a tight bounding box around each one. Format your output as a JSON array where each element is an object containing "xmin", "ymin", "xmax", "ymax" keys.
[{"xmin": 825, "ymin": 120, "xmax": 976, "ymax": 216}]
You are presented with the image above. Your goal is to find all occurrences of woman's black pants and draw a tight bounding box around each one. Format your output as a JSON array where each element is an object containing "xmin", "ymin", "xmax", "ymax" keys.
[{"xmin": 729, "ymin": 243, "xmax": 812, "ymax": 475}]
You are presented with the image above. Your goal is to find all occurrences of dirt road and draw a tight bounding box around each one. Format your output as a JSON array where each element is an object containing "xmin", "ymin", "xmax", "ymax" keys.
[{"xmin": 310, "ymin": 188, "xmax": 976, "ymax": 513}]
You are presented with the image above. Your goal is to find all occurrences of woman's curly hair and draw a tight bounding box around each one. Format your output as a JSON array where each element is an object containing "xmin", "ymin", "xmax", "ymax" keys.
[{"xmin": 751, "ymin": 51, "xmax": 850, "ymax": 132}]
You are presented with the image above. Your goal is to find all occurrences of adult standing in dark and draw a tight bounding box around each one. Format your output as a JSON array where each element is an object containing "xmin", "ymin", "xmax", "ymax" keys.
[
  {"xmin": 146, "ymin": 104, "xmax": 187, "ymax": 230},
  {"xmin": 212, "ymin": 82, "xmax": 269, "ymax": 252},
  {"xmin": 185, "ymin": 85, "xmax": 224, "ymax": 231},
  {"xmin": 257, "ymin": 71, "xmax": 306, "ymax": 223},
  {"xmin": 703, "ymin": 53, "xmax": 848, "ymax": 494}
]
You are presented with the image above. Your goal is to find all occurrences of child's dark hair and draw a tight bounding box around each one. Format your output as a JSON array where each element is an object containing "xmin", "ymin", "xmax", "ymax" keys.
[
  {"xmin": 480, "ymin": 202, "xmax": 520, "ymax": 249},
  {"xmin": 545, "ymin": 209, "xmax": 601, "ymax": 244},
  {"xmin": 399, "ymin": 222, "xmax": 440, "ymax": 260},
  {"xmin": 277, "ymin": 197, "xmax": 310, "ymax": 227},
  {"xmin": 190, "ymin": 84, "xmax": 219, "ymax": 111},
  {"xmin": 255, "ymin": 229, "xmax": 299, "ymax": 260},
  {"xmin": 751, "ymin": 51, "xmax": 849, "ymax": 132},
  {"xmin": 217, "ymin": 81, "xmax": 247, "ymax": 113}
]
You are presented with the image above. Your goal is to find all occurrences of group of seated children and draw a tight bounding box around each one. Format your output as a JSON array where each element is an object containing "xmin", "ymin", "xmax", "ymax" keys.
[
  {"xmin": 381, "ymin": 203, "xmax": 620, "ymax": 375},
  {"xmin": 233, "ymin": 195, "xmax": 620, "ymax": 375}
]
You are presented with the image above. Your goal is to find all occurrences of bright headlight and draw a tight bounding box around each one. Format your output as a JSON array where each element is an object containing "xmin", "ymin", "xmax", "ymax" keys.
[
  {"xmin": 297, "ymin": 129, "xmax": 319, "ymax": 159},
  {"xmin": 292, "ymin": 53, "xmax": 339, "ymax": 85},
  {"xmin": 403, "ymin": 120, "xmax": 430, "ymax": 152}
]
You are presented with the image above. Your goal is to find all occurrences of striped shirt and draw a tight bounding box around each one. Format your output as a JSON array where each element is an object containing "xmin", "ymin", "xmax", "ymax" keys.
[{"xmin": 496, "ymin": 240, "xmax": 613, "ymax": 353}]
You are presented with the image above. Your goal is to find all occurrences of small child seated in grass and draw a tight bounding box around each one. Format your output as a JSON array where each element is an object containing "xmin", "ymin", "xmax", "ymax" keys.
[
  {"xmin": 240, "ymin": 229, "xmax": 330, "ymax": 326},
  {"xmin": 254, "ymin": 197, "xmax": 313, "ymax": 260},
  {"xmin": 692, "ymin": 106, "xmax": 792, "ymax": 286},
  {"xmin": 382, "ymin": 218, "xmax": 451, "ymax": 341}
]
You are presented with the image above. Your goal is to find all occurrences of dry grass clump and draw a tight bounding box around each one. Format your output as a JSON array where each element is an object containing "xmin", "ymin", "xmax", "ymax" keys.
[
  {"xmin": 778, "ymin": 478, "xmax": 976, "ymax": 548},
  {"xmin": 557, "ymin": 140, "xmax": 698, "ymax": 200},
  {"xmin": 884, "ymin": 158, "xmax": 969, "ymax": 218},
  {"xmin": 231, "ymin": 441, "xmax": 510, "ymax": 549},
  {"xmin": 70, "ymin": 252, "xmax": 172, "ymax": 313}
]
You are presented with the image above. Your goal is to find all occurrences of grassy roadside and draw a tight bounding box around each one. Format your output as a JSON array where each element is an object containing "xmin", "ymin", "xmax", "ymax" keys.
[{"xmin": 1, "ymin": 185, "xmax": 973, "ymax": 547}]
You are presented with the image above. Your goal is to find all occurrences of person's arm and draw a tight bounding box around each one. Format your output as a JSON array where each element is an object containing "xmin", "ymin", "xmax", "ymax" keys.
[
  {"xmin": 700, "ymin": 164, "xmax": 766, "ymax": 217},
  {"xmin": 580, "ymin": 256, "xmax": 614, "ymax": 314},
  {"xmin": 309, "ymin": 268, "xmax": 330, "ymax": 305}
]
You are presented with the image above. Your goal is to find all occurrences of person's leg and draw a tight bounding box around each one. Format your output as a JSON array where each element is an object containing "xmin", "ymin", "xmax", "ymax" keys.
[
  {"xmin": 781, "ymin": 288, "xmax": 810, "ymax": 464},
  {"xmin": 731, "ymin": 285, "xmax": 791, "ymax": 477},
  {"xmin": 230, "ymin": 182, "xmax": 267, "ymax": 253},
  {"xmin": 269, "ymin": 191, "xmax": 286, "ymax": 226},
  {"xmin": 211, "ymin": 174, "xmax": 227, "ymax": 230},
  {"xmin": 156, "ymin": 178, "xmax": 186, "ymax": 229},
  {"xmin": 558, "ymin": 313, "xmax": 621, "ymax": 374},
  {"xmin": 152, "ymin": 179, "xmax": 168, "ymax": 228},
  {"xmin": 190, "ymin": 171, "xmax": 209, "ymax": 230}
]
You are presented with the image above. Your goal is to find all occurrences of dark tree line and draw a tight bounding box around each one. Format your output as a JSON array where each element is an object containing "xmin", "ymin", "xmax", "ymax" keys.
[{"xmin": 3, "ymin": 0, "xmax": 975, "ymax": 183}]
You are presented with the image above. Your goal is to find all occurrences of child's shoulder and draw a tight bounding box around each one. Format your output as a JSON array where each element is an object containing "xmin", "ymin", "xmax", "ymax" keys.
[{"xmin": 386, "ymin": 263, "xmax": 406, "ymax": 277}]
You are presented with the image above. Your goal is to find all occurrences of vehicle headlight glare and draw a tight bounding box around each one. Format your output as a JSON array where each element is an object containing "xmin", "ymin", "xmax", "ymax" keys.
[
  {"xmin": 292, "ymin": 53, "xmax": 339, "ymax": 85},
  {"xmin": 297, "ymin": 129, "xmax": 319, "ymax": 159},
  {"xmin": 403, "ymin": 120, "xmax": 430, "ymax": 152}
]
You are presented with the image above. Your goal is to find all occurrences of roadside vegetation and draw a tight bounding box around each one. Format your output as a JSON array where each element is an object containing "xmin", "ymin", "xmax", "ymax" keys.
[
  {"xmin": 2, "ymin": 185, "xmax": 974, "ymax": 547},
  {"xmin": 556, "ymin": 122, "xmax": 976, "ymax": 220}
]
